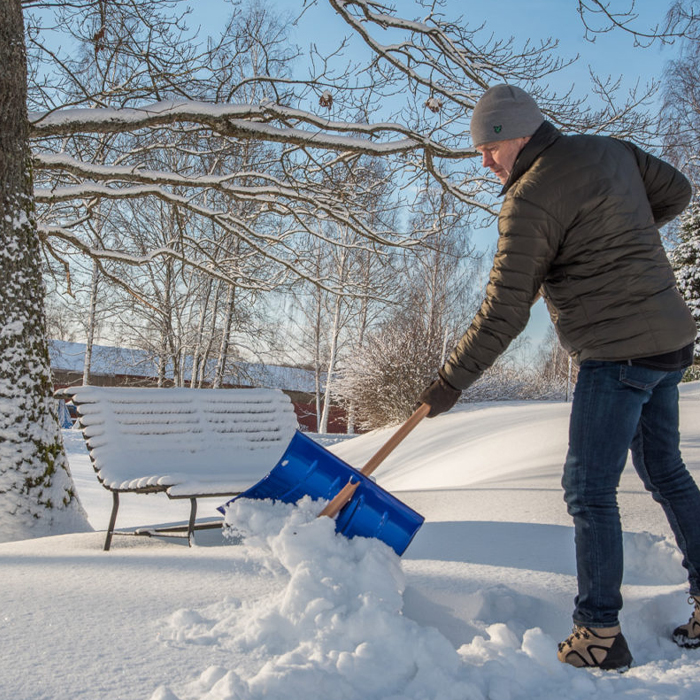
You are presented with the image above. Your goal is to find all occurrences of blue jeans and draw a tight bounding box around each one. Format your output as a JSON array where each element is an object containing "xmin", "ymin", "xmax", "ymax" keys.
[{"xmin": 562, "ymin": 360, "xmax": 700, "ymax": 628}]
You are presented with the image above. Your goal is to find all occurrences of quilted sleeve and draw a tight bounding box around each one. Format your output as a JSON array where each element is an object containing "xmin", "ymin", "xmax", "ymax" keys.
[
  {"xmin": 441, "ymin": 196, "xmax": 562, "ymax": 391},
  {"xmin": 623, "ymin": 141, "xmax": 692, "ymax": 227}
]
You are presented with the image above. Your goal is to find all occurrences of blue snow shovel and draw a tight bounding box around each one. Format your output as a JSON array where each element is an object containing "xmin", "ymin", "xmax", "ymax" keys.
[{"xmin": 218, "ymin": 404, "xmax": 429, "ymax": 555}]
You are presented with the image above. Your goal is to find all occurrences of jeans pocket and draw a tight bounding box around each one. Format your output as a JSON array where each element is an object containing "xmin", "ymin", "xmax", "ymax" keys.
[{"xmin": 618, "ymin": 364, "xmax": 665, "ymax": 391}]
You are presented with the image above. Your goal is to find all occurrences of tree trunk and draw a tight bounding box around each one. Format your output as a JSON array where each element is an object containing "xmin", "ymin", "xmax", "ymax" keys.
[
  {"xmin": 199, "ymin": 283, "xmax": 223, "ymax": 387},
  {"xmin": 157, "ymin": 350, "xmax": 167, "ymax": 388},
  {"xmin": 313, "ymin": 285, "xmax": 323, "ymax": 431},
  {"xmin": 213, "ymin": 283, "xmax": 236, "ymax": 389},
  {"xmin": 162, "ymin": 262, "xmax": 181, "ymax": 386},
  {"xmin": 346, "ymin": 250, "xmax": 373, "ymax": 435},
  {"xmin": 190, "ymin": 277, "xmax": 212, "ymax": 389},
  {"xmin": 319, "ymin": 294, "xmax": 342, "ymax": 434},
  {"xmin": 82, "ymin": 263, "xmax": 100, "ymax": 385},
  {"xmin": 0, "ymin": 0, "xmax": 90, "ymax": 542}
]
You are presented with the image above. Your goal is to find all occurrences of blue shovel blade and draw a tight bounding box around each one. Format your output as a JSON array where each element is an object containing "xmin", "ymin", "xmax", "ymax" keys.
[{"xmin": 218, "ymin": 431, "xmax": 424, "ymax": 556}]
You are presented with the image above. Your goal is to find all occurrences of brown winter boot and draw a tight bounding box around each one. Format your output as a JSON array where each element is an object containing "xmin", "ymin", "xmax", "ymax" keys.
[
  {"xmin": 672, "ymin": 596, "xmax": 700, "ymax": 649},
  {"xmin": 557, "ymin": 624, "xmax": 633, "ymax": 671}
]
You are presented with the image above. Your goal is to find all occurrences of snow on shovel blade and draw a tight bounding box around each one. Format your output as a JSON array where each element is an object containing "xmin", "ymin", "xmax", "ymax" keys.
[{"xmin": 218, "ymin": 431, "xmax": 424, "ymax": 556}]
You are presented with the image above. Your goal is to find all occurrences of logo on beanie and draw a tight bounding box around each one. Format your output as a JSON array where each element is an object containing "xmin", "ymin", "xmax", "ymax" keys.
[{"xmin": 493, "ymin": 125, "xmax": 502, "ymax": 133}]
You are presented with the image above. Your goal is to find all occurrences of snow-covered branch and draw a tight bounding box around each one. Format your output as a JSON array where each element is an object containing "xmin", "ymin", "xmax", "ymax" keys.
[
  {"xmin": 32, "ymin": 152, "xmax": 430, "ymax": 250},
  {"xmin": 29, "ymin": 100, "xmax": 471, "ymax": 158}
]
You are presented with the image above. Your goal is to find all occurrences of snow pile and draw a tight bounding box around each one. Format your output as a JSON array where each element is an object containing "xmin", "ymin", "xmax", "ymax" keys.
[
  {"xmin": 154, "ymin": 497, "xmax": 481, "ymax": 700},
  {"xmin": 151, "ymin": 495, "xmax": 700, "ymax": 700},
  {"xmin": 622, "ymin": 531, "xmax": 685, "ymax": 585}
]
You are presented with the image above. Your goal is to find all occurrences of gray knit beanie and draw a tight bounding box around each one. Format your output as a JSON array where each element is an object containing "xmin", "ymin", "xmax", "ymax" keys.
[{"xmin": 470, "ymin": 84, "xmax": 544, "ymax": 147}]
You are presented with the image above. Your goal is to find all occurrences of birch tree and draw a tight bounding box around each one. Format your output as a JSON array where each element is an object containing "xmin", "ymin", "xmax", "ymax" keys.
[
  {"xmin": 317, "ymin": 226, "xmax": 351, "ymax": 433},
  {"xmin": 82, "ymin": 262, "xmax": 100, "ymax": 385}
]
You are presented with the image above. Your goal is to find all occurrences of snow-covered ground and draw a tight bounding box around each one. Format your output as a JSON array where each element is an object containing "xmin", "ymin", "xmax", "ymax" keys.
[{"xmin": 2, "ymin": 383, "xmax": 700, "ymax": 700}]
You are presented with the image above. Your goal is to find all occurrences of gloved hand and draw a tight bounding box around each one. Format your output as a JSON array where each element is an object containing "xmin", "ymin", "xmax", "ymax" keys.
[{"xmin": 417, "ymin": 373, "xmax": 461, "ymax": 418}]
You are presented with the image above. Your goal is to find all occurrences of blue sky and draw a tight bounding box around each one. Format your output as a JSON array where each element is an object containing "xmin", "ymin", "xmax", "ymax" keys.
[{"xmin": 460, "ymin": 0, "xmax": 672, "ymax": 93}]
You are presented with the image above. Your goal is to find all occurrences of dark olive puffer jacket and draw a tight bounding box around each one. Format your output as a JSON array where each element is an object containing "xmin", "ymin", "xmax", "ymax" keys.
[{"xmin": 442, "ymin": 121, "xmax": 696, "ymax": 392}]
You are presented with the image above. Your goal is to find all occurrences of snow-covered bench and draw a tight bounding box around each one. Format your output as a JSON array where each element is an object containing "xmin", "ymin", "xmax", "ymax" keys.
[{"xmin": 56, "ymin": 386, "xmax": 298, "ymax": 550}]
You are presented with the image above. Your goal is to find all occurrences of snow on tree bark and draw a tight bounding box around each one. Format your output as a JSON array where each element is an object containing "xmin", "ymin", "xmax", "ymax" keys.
[{"xmin": 0, "ymin": 0, "xmax": 91, "ymax": 543}]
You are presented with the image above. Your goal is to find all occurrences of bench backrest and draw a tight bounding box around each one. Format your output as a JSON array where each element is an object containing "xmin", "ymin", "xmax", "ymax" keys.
[{"xmin": 58, "ymin": 386, "xmax": 299, "ymax": 493}]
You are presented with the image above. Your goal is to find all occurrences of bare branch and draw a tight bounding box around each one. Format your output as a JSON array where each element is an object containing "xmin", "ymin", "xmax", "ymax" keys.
[{"xmin": 576, "ymin": 0, "xmax": 697, "ymax": 46}]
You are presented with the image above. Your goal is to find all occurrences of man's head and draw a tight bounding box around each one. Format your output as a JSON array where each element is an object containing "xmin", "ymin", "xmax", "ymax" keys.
[{"xmin": 471, "ymin": 84, "xmax": 544, "ymax": 184}]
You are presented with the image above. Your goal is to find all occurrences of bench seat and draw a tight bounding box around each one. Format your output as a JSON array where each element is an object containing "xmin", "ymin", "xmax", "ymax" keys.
[{"xmin": 57, "ymin": 386, "xmax": 299, "ymax": 549}]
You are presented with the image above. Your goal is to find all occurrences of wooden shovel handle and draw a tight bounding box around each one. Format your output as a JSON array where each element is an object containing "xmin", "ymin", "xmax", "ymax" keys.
[
  {"xmin": 318, "ymin": 403, "xmax": 430, "ymax": 520},
  {"xmin": 318, "ymin": 479, "xmax": 361, "ymax": 520}
]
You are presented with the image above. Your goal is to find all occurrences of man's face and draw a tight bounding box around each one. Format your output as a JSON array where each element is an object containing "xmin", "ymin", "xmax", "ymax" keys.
[{"xmin": 476, "ymin": 136, "xmax": 531, "ymax": 185}]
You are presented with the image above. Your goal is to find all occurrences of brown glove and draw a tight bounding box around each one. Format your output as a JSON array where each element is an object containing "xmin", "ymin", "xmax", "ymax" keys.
[{"xmin": 417, "ymin": 373, "xmax": 461, "ymax": 418}]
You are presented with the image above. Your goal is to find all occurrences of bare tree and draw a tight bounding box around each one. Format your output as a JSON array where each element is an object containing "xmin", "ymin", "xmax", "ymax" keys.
[
  {"xmin": 533, "ymin": 326, "xmax": 578, "ymax": 399},
  {"xmin": 82, "ymin": 262, "xmax": 100, "ymax": 385},
  {"xmin": 335, "ymin": 192, "xmax": 482, "ymax": 429},
  {"xmin": 28, "ymin": 0, "xmax": 657, "ymax": 290},
  {"xmin": 576, "ymin": 0, "xmax": 697, "ymax": 46},
  {"xmin": 335, "ymin": 301, "xmax": 444, "ymax": 430}
]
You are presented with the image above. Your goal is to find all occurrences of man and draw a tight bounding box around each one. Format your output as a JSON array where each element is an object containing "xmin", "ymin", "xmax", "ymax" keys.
[{"xmin": 418, "ymin": 84, "xmax": 700, "ymax": 671}]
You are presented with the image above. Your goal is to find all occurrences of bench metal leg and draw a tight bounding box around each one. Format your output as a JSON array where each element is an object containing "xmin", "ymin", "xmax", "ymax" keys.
[
  {"xmin": 104, "ymin": 491, "xmax": 119, "ymax": 551},
  {"xmin": 187, "ymin": 497, "xmax": 197, "ymax": 547}
]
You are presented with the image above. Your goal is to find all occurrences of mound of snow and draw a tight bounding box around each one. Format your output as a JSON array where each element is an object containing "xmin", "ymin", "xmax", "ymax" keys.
[
  {"xmin": 156, "ymin": 497, "xmax": 481, "ymax": 700},
  {"xmin": 153, "ymin": 496, "xmax": 700, "ymax": 700}
]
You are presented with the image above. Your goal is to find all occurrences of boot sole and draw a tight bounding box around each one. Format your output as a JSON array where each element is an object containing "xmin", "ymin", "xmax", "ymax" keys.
[
  {"xmin": 672, "ymin": 633, "xmax": 700, "ymax": 649},
  {"xmin": 599, "ymin": 659, "xmax": 632, "ymax": 673}
]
